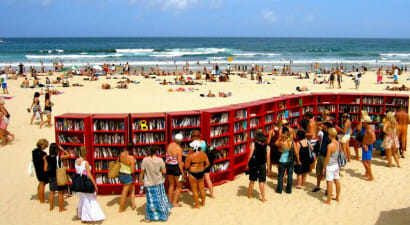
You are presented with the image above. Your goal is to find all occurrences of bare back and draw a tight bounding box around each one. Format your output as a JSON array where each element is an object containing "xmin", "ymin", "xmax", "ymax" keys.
[
  {"xmin": 186, "ymin": 151, "xmax": 209, "ymax": 173},
  {"xmin": 395, "ymin": 110, "xmax": 409, "ymax": 125},
  {"xmin": 307, "ymin": 119, "xmax": 317, "ymax": 139}
]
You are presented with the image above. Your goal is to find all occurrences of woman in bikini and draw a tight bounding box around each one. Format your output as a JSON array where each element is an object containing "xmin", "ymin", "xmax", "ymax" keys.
[
  {"xmin": 29, "ymin": 92, "xmax": 43, "ymax": 125},
  {"xmin": 185, "ymin": 140, "xmax": 210, "ymax": 209},
  {"xmin": 118, "ymin": 143, "xmax": 136, "ymax": 212},
  {"xmin": 382, "ymin": 112, "xmax": 400, "ymax": 168},
  {"xmin": 165, "ymin": 134, "xmax": 184, "ymax": 207},
  {"xmin": 39, "ymin": 92, "xmax": 53, "ymax": 128}
]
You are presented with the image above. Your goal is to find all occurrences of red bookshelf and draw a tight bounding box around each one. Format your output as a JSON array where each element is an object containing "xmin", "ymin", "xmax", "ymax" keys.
[
  {"xmin": 55, "ymin": 113, "xmax": 92, "ymax": 186},
  {"xmin": 130, "ymin": 113, "xmax": 167, "ymax": 193},
  {"xmin": 202, "ymin": 106, "xmax": 234, "ymax": 183},
  {"xmin": 91, "ymin": 114, "xmax": 129, "ymax": 194},
  {"xmin": 54, "ymin": 93, "xmax": 409, "ymax": 195}
]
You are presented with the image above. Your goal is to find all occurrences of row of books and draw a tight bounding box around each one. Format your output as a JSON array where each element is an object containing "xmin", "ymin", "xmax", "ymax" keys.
[
  {"xmin": 388, "ymin": 98, "xmax": 408, "ymax": 105},
  {"xmin": 58, "ymin": 134, "xmax": 83, "ymax": 144},
  {"xmin": 66, "ymin": 146, "xmax": 80, "ymax": 157},
  {"xmin": 132, "ymin": 133, "xmax": 165, "ymax": 144},
  {"xmin": 278, "ymin": 101, "xmax": 287, "ymax": 109},
  {"xmin": 363, "ymin": 97, "xmax": 384, "ymax": 104},
  {"xmin": 302, "ymin": 106, "xmax": 314, "ymax": 114},
  {"xmin": 133, "ymin": 146, "xmax": 166, "ymax": 157},
  {"xmin": 96, "ymin": 174, "xmax": 121, "ymax": 184},
  {"xmin": 93, "ymin": 120, "xmax": 125, "ymax": 131},
  {"xmin": 62, "ymin": 159, "xmax": 77, "ymax": 170},
  {"xmin": 362, "ymin": 106, "xmax": 383, "ymax": 113},
  {"xmin": 234, "ymin": 143, "xmax": 246, "ymax": 155},
  {"xmin": 386, "ymin": 106, "xmax": 403, "ymax": 112},
  {"xmin": 211, "ymin": 136, "xmax": 230, "ymax": 148},
  {"xmin": 250, "ymin": 118, "xmax": 260, "ymax": 128},
  {"xmin": 234, "ymin": 132, "xmax": 247, "ymax": 143},
  {"xmin": 95, "ymin": 160, "xmax": 110, "ymax": 171},
  {"xmin": 289, "ymin": 118, "xmax": 299, "ymax": 126},
  {"xmin": 210, "ymin": 125, "xmax": 229, "ymax": 137},
  {"xmin": 210, "ymin": 161, "xmax": 230, "ymax": 173},
  {"xmin": 215, "ymin": 149, "xmax": 228, "ymax": 159},
  {"xmin": 56, "ymin": 119, "xmax": 84, "ymax": 131},
  {"xmin": 93, "ymin": 134, "xmax": 125, "ymax": 144},
  {"xmin": 265, "ymin": 113, "xmax": 273, "ymax": 123},
  {"xmin": 234, "ymin": 120, "xmax": 247, "ymax": 132},
  {"xmin": 211, "ymin": 113, "xmax": 229, "ymax": 124},
  {"xmin": 235, "ymin": 109, "xmax": 247, "ymax": 120},
  {"xmin": 132, "ymin": 119, "xmax": 165, "ymax": 130},
  {"xmin": 94, "ymin": 147, "xmax": 122, "ymax": 158},
  {"xmin": 277, "ymin": 110, "xmax": 289, "ymax": 120},
  {"xmin": 172, "ymin": 116, "xmax": 200, "ymax": 127},
  {"xmin": 317, "ymin": 105, "xmax": 337, "ymax": 112},
  {"xmin": 339, "ymin": 105, "xmax": 360, "ymax": 113},
  {"xmin": 350, "ymin": 114, "xmax": 360, "ymax": 121},
  {"xmin": 172, "ymin": 129, "xmax": 193, "ymax": 141},
  {"xmin": 291, "ymin": 111, "xmax": 300, "ymax": 117}
]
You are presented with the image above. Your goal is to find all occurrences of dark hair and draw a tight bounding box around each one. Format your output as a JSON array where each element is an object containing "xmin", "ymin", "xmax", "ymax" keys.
[
  {"xmin": 149, "ymin": 145, "xmax": 159, "ymax": 156},
  {"xmin": 49, "ymin": 143, "xmax": 59, "ymax": 156},
  {"xmin": 34, "ymin": 92, "xmax": 40, "ymax": 98},
  {"xmin": 305, "ymin": 111, "xmax": 314, "ymax": 119},
  {"xmin": 296, "ymin": 129, "xmax": 306, "ymax": 140},
  {"xmin": 323, "ymin": 122, "xmax": 333, "ymax": 128},
  {"xmin": 126, "ymin": 142, "xmax": 134, "ymax": 153},
  {"xmin": 45, "ymin": 93, "xmax": 50, "ymax": 101},
  {"xmin": 282, "ymin": 126, "xmax": 289, "ymax": 134},
  {"xmin": 316, "ymin": 117, "xmax": 323, "ymax": 122}
]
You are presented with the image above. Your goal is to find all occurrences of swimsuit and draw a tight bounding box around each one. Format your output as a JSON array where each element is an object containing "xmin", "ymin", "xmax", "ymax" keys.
[{"xmin": 189, "ymin": 171, "xmax": 204, "ymax": 179}]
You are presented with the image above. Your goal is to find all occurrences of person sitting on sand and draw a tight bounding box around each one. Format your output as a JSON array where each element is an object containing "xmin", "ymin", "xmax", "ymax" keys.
[
  {"xmin": 21, "ymin": 77, "xmax": 29, "ymax": 88},
  {"xmin": 219, "ymin": 91, "xmax": 232, "ymax": 97},
  {"xmin": 296, "ymin": 86, "xmax": 309, "ymax": 92},
  {"xmin": 160, "ymin": 79, "xmax": 167, "ymax": 85},
  {"xmin": 116, "ymin": 83, "xmax": 128, "ymax": 89},
  {"xmin": 101, "ymin": 83, "xmax": 111, "ymax": 89},
  {"xmin": 257, "ymin": 73, "xmax": 263, "ymax": 84},
  {"xmin": 207, "ymin": 90, "xmax": 215, "ymax": 97},
  {"xmin": 196, "ymin": 71, "xmax": 201, "ymax": 80}
]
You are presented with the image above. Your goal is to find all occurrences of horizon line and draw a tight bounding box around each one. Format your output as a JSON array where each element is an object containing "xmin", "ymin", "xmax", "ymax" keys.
[{"xmin": 1, "ymin": 36, "xmax": 410, "ymax": 39}]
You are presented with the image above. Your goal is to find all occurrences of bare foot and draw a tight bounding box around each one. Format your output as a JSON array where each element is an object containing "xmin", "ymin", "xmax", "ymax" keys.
[
  {"xmin": 262, "ymin": 198, "xmax": 267, "ymax": 203},
  {"xmin": 367, "ymin": 177, "xmax": 374, "ymax": 181},
  {"xmin": 119, "ymin": 209, "xmax": 125, "ymax": 213},
  {"xmin": 362, "ymin": 174, "xmax": 369, "ymax": 178},
  {"xmin": 50, "ymin": 207, "xmax": 54, "ymax": 211},
  {"xmin": 59, "ymin": 208, "xmax": 67, "ymax": 212},
  {"xmin": 140, "ymin": 218, "xmax": 151, "ymax": 223},
  {"xmin": 40, "ymin": 201, "xmax": 47, "ymax": 204},
  {"xmin": 324, "ymin": 201, "xmax": 330, "ymax": 205},
  {"xmin": 192, "ymin": 205, "xmax": 200, "ymax": 209},
  {"xmin": 131, "ymin": 206, "xmax": 136, "ymax": 210},
  {"xmin": 173, "ymin": 203, "xmax": 182, "ymax": 207}
]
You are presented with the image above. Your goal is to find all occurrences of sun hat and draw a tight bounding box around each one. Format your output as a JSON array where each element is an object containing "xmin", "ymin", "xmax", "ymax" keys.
[
  {"xmin": 361, "ymin": 111, "xmax": 372, "ymax": 123},
  {"xmin": 174, "ymin": 133, "xmax": 183, "ymax": 142},
  {"xmin": 255, "ymin": 130, "xmax": 266, "ymax": 143},
  {"xmin": 281, "ymin": 119, "xmax": 289, "ymax": 125}
]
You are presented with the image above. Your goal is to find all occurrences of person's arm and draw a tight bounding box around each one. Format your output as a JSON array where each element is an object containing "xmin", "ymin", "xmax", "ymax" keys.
[
  {"xmin": 177, "ymin": 147, "xmax": 184, "ymax": 176},
  {"xmin": 130, "ymin": 157, "xmax": 135, "ymax": 174},
  {"xmin": 161, "ymin": 160, "xmax": 166, "ymax": 175},
  {"xmin": 342, "ymin": 121, "xmax": 348, "ymax": 134},
  {"xmin": 204, "ymin": 153, "xmax": 210, "ymax": 169},
  {"xmin": 275, "ymin": 129, "xmax": 283, "ymax": 147},
  {"xmin": 85, "ymin": 161, "xmax": 98, "ymax": 193},
  {"xmin": 139, "ymin": 170, "xmax": 145, "ymax": 186},
  {"xmin": 43, "ymin": 156, "xmax": 48, "ymax": 172},
  {"xmin": 322, "ymin": 143, "xmax": 333, "ymax": 174},
  {"xmin": 246, "ymin": 142, "xmax": 255, "ymax": 170},
  {"xmin": 383, "ymin": 121, "xmax": 389, "ymax": 135},
  {"xmin": 266, "ymin": 145, "xmax": 271, "ymax": 176},
  {"xmin": 185, "ymin": 156, "xmax": 191, "ymax": 170},
  {"xmin": 59, "ymin": 145, "xmax": 70, "ymax": 160},
  {"xmin": 266, "ymin": 129, "xmax": 273, "ymax": 145},
  {"xmin": 45, "ymin": 99, "xmax": 50, "ymax": 107},
  {"xmin": 295, "ymin": 142, "xmax": 302, "ymax": 165}
]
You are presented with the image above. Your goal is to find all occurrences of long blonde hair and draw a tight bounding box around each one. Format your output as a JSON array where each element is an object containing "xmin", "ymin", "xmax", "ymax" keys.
[
  {"xmin": 284, "ymin": 130, "xmax": 293, "ymax": 146},
  {"xmin": 80, "ymin": 146, "xmax": 88, "ymax": 159},
  {"xmin": 385, "ymin": 112, "xmax": 398, "ymax": 131}
]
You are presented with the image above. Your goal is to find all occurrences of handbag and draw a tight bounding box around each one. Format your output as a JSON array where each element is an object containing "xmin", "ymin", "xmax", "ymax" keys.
[
  {"xmin": 27, "ymin": 161, "xmax": 35, "ymax": 177},
  {"xmin": 56, "ymin": 156, "xmax": 68, "ymax": 186},
  {"xmin": 71, "ymin": 161, "xmax": 95, "ymax": 193},
  {"xmin": 306, "ymin": 141, "xmax": 315, "ymax": 164},
  {"xmin": 108, "ymin": 158, "xmax": 120, "ymax": 179},
  {"xmin": 337, "ymin": 149, "xmax": 347, "ymax": 168}
]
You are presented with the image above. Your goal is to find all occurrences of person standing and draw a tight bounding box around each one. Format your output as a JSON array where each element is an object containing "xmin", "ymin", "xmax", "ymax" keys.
[
  {"xmin": 29, "ymin": 92, "xmax": 43, "ymax": 125},
  {"xmin": 360, "ymin": 112, "xmax": 376, "ymax": 181},
  {"xmin": 275, "ymin": 128, "xmax": 295, "ymax": 194},
  {"xmin": 266, "ymin": 121, "xmax": 281, "ymax": 177},
  {"xmin": 338, "ymin": 113, "xmax": 352, "ymax": 162},
  {"xmin": 354, "ymin": 69, "xmax": 361, "ymax": 90},
  {"xmin": 0, "ymin": 71, "xmax": 8, "ymax": 94},
  {"xmin": 246, "ymin": 130, "xmax": 270, "ymax": 202},
  {"xmin": 295, "ymin": 130, "xmax": 313, "ymax": 189},
  {"xmin": 312, "ymin": 122, "xmax": 333, "ymax": 192},
  {"xmin": 118, "ymin": 143, "xmax": 136, "ymax": 212},
  {"xmin": 40, "ymin": 92, "xmax": 53, "ymax": 128},
  {"xmin": 44, "ymin": 143, "xmax": 70, "ymax": 212},
  {"xmin": 165, "ymin": 134, "xmax": 185, "ymax": 207},
  {"xmin": 376, "ymin": 68, "xmax": 383, "ymax": 84},
  {"xmin": 323, "ymin": 128, "xmax": 341, "ymax": 205},
  {"xmin": 336, "ymin": 69, "xmax": 342, "ymax": 89},
  {"xmin": 185, "ymin": 141, "xmax": 210, "ymax": 209},
  {"xmin": 329, "ymin": 71, "xmax": 335, "ymax": 88},
  {"xmin": 382, "ymin": 112, "xmax": 401, "ymax": 167},
  {"xmin": 140, "ymin": 145, "xmax": 172, "ymax": 221},
  {"xmin": 395, "ymin": 106, "xmax": 409, "ymax": 158},
  {"xmin": 190, "ymin": 130, "xmax": 213, "ymax": 197},
  {"xmin": 32, "ymin": 139, "xmax": 49, "ymax": 203},
  {"xmin": 75, "ymin": 146, "xmax": 105, "ymax": 222}
]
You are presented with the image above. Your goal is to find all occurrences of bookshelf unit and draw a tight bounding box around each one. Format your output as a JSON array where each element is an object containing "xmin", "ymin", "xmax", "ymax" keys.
[
  {"xmin": 202, "ymin": 107, "xmax": 234, "ymax": 183},
  {"xmin": 91, "ymin": 114, "xmax": 129, "ymax": 194},
  {"xmin": 54, "ymin": 93, "xmax": 409, "ymax": 195},
  {"xmin": 130, "ymin": 113, "xmax": 167, "ymax": 193},
  {"xmin": 55, "ymin": 113, "xmax": 91, "ymax": 186}
]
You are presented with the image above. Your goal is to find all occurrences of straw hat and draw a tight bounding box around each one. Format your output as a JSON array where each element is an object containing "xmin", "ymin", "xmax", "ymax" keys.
[
  {"xmin": 255, "ymin": 130, "xmax": 266, "ymax": 143},
  {"xmin": 281, "ymin": 119, "xmax": 289, "ymax": 125},
  {"xmin": 361, "ymin": 111, "xmax": 372, "ymax": 123}
]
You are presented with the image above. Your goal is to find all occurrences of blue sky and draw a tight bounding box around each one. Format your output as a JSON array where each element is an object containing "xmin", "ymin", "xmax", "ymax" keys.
[{"xmin": 0, "ymin": 0, "xmax": 409, "ymax": 38}]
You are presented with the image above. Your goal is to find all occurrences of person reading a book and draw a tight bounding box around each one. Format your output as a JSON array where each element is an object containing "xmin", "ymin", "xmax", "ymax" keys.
[
  {"xmin": 166, "ymin": 134, "xmax": 185, "ymax": 207},
  {"xmin": 119, "ymin": 142, "xmax": 136, "ymax": 212}
]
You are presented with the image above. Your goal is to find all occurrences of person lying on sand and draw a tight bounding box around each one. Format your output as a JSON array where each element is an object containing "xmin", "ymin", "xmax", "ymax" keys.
[
  {"xmin": 101, "ymin": 83, "xmax": 111, "ymax": 89},
  {"xmin": 313, "ymin": 78, "xmax": 329, "ymax": 84},
  {"xmin": 385, "ymin": 85, "xmax": 410, "ymax": 91},
  {"xmin": 116, "ymin": 83, "xmax": 128, "ymax": 89},
  {"xmin": 296, "ymin": 86, "xmax": 310, "ymax": 92}
]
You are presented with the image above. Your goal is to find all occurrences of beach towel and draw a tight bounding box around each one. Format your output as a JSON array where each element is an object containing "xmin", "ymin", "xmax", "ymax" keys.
[{"xmin": 145, "ymin": 183, "xmax": 172, "ymax": 221}]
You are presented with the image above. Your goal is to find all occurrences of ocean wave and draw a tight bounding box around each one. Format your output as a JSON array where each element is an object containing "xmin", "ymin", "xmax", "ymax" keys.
[
  {"xmin": 232, "ymin": 52, "xmax": 280, "ymax": 57},
  {"xmin": 39, "ymin": 49, "xmax": 65, "ymax": 54},
  {"xmin": 26, "ymin": 54, "xmax": 123, "ymax": 59},
  {"xmin": 380, "ymin": 53, "xmax": 410, "ymax": 57},
  {"xmin": 151, "ymin": 48, "xmax": 228, "ymax": 57},
  {"xmin": 115, "ymin": 48, "xmax": 154, "ymax": 53}
]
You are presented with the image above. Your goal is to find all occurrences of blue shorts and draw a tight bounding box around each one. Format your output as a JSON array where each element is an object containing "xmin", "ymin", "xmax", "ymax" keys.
[
  {"xmin": 362, "ymin": 144, "xmax": 373, "ymax": 161},
  {"xmin": 2, "ymin": 83, "xmax": 7, "ymax": 89},
  {"xmin": 119, "ymin": 173, "xmax": 133, "ymax": 185}
]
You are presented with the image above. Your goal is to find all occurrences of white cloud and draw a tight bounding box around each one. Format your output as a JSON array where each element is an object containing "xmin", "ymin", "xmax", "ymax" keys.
[
  {"xmin": 209, "ymin": 0, "xmax": 223, "ymax": 10},
  {"xmin": 144, "ymin": 0, "xmax": 198, "ymax": 11},
  {"xmin": 41, "ymin": 0, "xmax": 53, "ymax": 7},
  {"xmin": 262, "ymin": 9, "xmax": 277, "ymax": 23}
]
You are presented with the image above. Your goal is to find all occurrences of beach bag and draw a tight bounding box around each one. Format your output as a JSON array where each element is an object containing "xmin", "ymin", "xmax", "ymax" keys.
[
  {"xmin": 337, "ymin": 149, "xmax": 347, "ymax": 168},
  {"xmin": 306, "ymin": 141, "xmax": 314, "ymax": 164},
  {"xmin": 108, "ymin": 158, "xmax": 120, "ymax": 179},
  {"xmin": 56, "ymin": 156, "xmax": 68, "ymax": 186},
  {"xmin": 71, "ymin": 161, "xmax": 95, "ymax": 193},
  {"xmin": 27, "ymin": 161, "xmax": 35, "ymax": 177}
]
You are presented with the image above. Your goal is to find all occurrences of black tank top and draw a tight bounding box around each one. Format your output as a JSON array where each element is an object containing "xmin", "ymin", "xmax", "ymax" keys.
[{"xmin": 254, "ymin": 142, "xmax": 267, "ymax": 165}]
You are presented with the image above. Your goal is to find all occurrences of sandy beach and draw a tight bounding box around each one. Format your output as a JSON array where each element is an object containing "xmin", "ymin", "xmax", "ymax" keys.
[{"xmin": 0, "ymin": 70, "xmax": 409, "ymax": 225}]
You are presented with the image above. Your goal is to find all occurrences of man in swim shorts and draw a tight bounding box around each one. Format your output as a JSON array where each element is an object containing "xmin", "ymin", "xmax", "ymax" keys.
[{"xmin": 395, "ymin": 106, "xmax": 409, "ymax": 158}]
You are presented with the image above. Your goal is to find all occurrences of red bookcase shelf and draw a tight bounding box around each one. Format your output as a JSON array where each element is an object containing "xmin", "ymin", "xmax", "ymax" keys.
[{"xmin": 54, "ymin": 93, "xmax": 409, "ymax": 195}]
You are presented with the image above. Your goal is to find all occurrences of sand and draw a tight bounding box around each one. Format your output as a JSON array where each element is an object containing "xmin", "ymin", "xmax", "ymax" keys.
[{"xmin": 0, "ymin": 70, "xmax": 409, "ymax": 225}]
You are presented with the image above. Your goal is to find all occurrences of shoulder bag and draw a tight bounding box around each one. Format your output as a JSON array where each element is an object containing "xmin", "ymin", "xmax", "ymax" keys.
[
  {"xmin": 108, "ymin": 157, "xmax": 120, "ymax": 179},
  {"xmin": 56, "ymin": 156, "xmax": 68, "ymax": 186},
  {"xmin": 71, "ymin": 160, "xmax": 95, "ymax": 193}
]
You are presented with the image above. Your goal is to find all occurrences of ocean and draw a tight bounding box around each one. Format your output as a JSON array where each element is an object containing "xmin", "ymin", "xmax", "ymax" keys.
[{"xmin": 0, "ymin": 37, "xmax": 409, "ymax": 71}]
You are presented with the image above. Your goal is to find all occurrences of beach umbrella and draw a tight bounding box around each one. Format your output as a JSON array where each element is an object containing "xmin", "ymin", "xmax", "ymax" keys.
[
  {"xmin": 93, "ymin": 65, "xmax": 103, "ymax": 71},
  {"xmin": 228, "ymin": 56, "xmax": 233, "ymax": 62}
]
